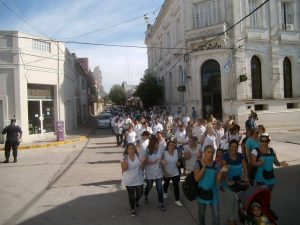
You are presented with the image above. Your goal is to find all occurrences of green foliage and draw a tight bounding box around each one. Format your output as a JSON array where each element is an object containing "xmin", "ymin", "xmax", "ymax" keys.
[
  {"xmin": 134, "ymin": 70, "xmax": 164, "ymax": 109},
  {"xmin": 108, "ymin": 84, "xmax": 126, "ymax": 105}
]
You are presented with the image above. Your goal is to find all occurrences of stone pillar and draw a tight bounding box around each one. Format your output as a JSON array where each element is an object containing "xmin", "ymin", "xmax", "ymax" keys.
[{"xmin": 271, "ymin": 43, "xmax": 282, "ymax": 99}]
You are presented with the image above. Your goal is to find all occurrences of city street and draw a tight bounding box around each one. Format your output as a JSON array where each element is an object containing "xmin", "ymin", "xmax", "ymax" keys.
[{"xmin": 0, "ymin": 128, "xmax": 299, "ymax": 225}]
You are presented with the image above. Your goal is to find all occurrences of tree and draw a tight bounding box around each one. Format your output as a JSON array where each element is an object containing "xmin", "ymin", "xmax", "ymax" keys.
[
  {"xmin": 134, "ymin": 70, "xmax": 164, "ymax": 109},
  {"xmin": 108, "ymin": 84, "xmax": 126, "ymax": 105}
]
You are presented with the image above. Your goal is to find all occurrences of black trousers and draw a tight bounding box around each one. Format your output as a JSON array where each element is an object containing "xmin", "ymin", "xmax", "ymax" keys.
[
  {"xmin": 125, "ymin": 185, "xmax": 144, "ymax": 210},
  {"xmin": 116, "ymin": 134, "xmax": 123, "ymax": 146},
  {"xmin": 4, "ymin": 140, "xmax": 18, "ymax": 159},
  {"xmin": 163, "ymin": 175, "xmax": 180, "ymax": 201}
]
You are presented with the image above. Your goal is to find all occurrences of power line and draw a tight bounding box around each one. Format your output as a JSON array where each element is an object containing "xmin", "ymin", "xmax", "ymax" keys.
[
  {"xmin": 62, "ymin": 6, "xmax": 161, "ymax": 39},
  {"xmin": 0, "ymin": 0, "xmax": 48, "ymax": 37},
  {"xmin": 0, "ymin": 33, "xmax": 190, "ymax": 50}
]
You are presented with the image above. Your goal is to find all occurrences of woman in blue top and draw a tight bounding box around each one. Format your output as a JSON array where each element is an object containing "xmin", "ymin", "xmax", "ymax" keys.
[
  {"xmin": 222, "ymin": 140, "xmax": 249, "ymax": 225},
  {"xmin": 194, "ymin": 145, "xmax": 228, "ymax": 225},
  {"xmin": 251, "ymin": 134, "xmax": 288, "ymax": 191}
]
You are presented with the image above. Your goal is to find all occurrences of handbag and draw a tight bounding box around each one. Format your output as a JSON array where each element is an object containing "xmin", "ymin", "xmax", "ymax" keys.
[
  {"xmin": 198, "ymin": 186, "xmax": 213, "ymax": 201},
  {"xmin": 262, "ymin": 169, "xmax": 274, "ymax": 179}
]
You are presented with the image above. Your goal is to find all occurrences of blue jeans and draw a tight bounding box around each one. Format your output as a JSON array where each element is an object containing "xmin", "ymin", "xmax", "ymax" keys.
[
  {"xmin": 198, "ymin": 202, "xmax": 220, "ymax": 225},
  {"xmin": 145, "ymin": 178, "xmax": 164, "ymax": 203}
]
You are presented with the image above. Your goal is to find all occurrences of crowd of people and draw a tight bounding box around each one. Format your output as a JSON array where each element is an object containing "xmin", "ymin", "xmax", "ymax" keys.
[{"xmin": 115, "ymin": 106, "xmax": 288, "ymax": 225}]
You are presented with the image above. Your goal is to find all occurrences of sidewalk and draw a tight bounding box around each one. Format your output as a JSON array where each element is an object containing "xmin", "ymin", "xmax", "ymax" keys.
[{"xmin": 0, "ymin": 127, "xmax": 91, "ymax": 151}]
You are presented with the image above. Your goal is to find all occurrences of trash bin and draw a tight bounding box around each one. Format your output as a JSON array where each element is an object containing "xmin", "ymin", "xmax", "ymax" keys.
[{"xmin": 55, "ymin": 121, "xmax": 65, "ymax": 141}]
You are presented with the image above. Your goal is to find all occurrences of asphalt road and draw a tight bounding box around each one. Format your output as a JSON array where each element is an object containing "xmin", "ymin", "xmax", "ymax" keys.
[{"xmin": 0, "ymin": 128, "xmax": 299, "ymax": 225}]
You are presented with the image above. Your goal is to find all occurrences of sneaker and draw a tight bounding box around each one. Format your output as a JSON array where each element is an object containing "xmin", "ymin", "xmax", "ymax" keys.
[
  {"xmin": 144, "ymin": 196, "xmax": 149, "ymax": 204},
  {"xmin": 175, "ymin": 200, "xmax": 183, "ymax": 206},
  {"xmin": 159, "ymin": 204, "xmax": 166, "ymax": 212},
  {"xmin": 163, "ymin": 193, "xmax": 168, "ymax": 199},
  {"xmin": 3, "ymin": 159, "xmax": 9, "ymax": 163},
  {"xmin": 131, "ymin": 209, "xmax": 137, "ymax": 217}
]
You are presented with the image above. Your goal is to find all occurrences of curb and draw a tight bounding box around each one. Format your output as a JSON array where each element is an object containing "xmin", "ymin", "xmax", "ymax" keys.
[{"xmin": 0, "ymin": 136, "xmax": 88, "ymax": 151}]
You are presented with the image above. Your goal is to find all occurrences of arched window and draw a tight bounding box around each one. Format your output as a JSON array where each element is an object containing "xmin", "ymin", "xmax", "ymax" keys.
[
  {"xmin": 251, "ymin": 56, "xmax": 262, "ymax": 99},
  {"xmin": 178, "ymin": 66, "xmax": 184, "ymax": 103},
  {"xmin": 283, "ymin": 57, "xmax": 293, "ymax": 98},
  {"xmin": 169, "ymin": 72, "xmax": 173, "ymax": 103},
  {"xmin": 201, "ymin": 60, "xmax": 222, "ymax": 119}
]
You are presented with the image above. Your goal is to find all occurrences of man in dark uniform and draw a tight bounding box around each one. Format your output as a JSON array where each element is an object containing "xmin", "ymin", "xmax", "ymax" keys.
[{"xmin": 2, "ymin": 118, "xmax": 22, "ymax": 163}]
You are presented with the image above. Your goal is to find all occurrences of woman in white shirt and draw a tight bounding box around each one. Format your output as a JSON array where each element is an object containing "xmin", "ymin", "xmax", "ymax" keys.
[
  {"xmin": 183, "ymin": 136, "xmax": 202, "ymax": 173},
  {"xmin": 125, "ymin": 126, "xmax": 136, "ymax": 146},
  {"xmin": 202, "ymin": 124, "xmax": 218, "ymax": 152},
  {"xmin": 161, "ymin": 140, "xmax": 183, "ymax": 207},
  {"xmin": 144, "ymin": 135, "xmax": 166, "ymax": 211},
  {"xmin": 121, "ymin": 143, "xmax": 146, "ymax": 216}
]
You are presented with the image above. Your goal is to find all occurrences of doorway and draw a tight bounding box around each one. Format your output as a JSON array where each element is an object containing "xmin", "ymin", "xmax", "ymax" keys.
[
  {"xmin": 201, "ymin": 60, "xmax": 222, "ymax": 119},
  {"xmin": 28, "ymin": 100, "xmax": 54, "ymax": 134}
]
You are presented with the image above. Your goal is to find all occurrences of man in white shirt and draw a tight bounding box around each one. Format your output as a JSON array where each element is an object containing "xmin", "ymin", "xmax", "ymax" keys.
[
  {"xmin": 123, "ymin": 114, "xmax": 132, "ymax": 132},
  {"xmin": 174, "ymin": 124, "xmax": 188, "ymax": 147},
  {"xmin": 182, "ymin": 113, "xmax": 190, "ymax": 128},
  {"xmin": 192, "ymin": 119, "xmax": 206, "ymax": 143},
  {"xmin": 151, "ymin": 117, "xmax": 164, "ymax": 135}
]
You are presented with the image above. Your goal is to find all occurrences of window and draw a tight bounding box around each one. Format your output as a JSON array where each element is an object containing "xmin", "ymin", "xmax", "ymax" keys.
[
  {"xmin": 32, "ymin": 40, "xmax": 51, "ymax": 53},
  {"xmin": 248, "ymin": 0, "xmax": 263, "ymax": 27},
  {"xmin": 178, "ymin": 66, "xmax": 184, "ymax": 103},
  {"xmin": 193, "ymin": 0, "xmax": 220, "ymax": 29},
  {"xmin": 251, "ymin": 56, "xmax": 262, "ymax": 99},
  {"xmin": 283, "ymin": 57, "xmax": 293, "ymax": 98},
  {"xmin": 281, "ymin": 2, "xmax": 294, "ymax": 30}
]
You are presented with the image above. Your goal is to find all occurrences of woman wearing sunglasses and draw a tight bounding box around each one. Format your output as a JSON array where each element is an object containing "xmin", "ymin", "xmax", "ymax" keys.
[{"xmin": 250, "ymin": 134, "xmax": 288, "ymax": 191}]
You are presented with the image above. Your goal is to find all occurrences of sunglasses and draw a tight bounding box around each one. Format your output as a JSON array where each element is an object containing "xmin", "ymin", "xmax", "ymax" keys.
[{"xmin": 260, "ymin": 140, "xmax": 269, "ymax": 143}]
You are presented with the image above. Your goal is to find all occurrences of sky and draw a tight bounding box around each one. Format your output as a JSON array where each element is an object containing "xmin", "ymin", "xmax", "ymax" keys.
[{"xmin": 0, "ymin": 0, "xmax": 165, "ymax": 92}]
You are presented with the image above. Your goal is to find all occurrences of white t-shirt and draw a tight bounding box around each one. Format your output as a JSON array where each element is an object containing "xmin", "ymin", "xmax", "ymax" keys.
[
  {"xmin": 121, "ymin": 154, "xmax": 144, "ymax": 186},
  {"xmin": 192, "ymin": 125, "xmax": 206, "ymax": 141},
  {"xmin": 144, "ymin": 149, "xmax": 163, "ymax": 179},
  {"xmin": 184, "ymin": 144, "xmax": 202, "ymax": 173},
  {"xmin": 182, "ymin": 116, "xmax": 190, "ymax": 127},
  {"xmin": 123, "ymin": 118, "xmax": 132, "ymax": 129},
  {"xmin": 175, "ymin": 130, "xmax": 187, "ymax": 146},
  {"xmin": 202, "ymin": 134, "xmax": 217, "ymax": 151},
  {"xmin": 215, "ymin": 128, "xmax": 225, "ymax": 148},
  {"xmin": 140, "ymin": 139, "xmax": 149, "ymax": 156},
  {"xmin": 152, "ymin": 123, "xmax": 164, "ymax": 135},
  {"xmin": 157, "ymin": 139, "xmax": 166, "ymax": 153},
  {"xmin": 126, "ymin": 131, "xmax": 136, "ymax": 144},
  {"xmin": 163, "ymin": 150, "xmax": 179, "ymax": 177}
]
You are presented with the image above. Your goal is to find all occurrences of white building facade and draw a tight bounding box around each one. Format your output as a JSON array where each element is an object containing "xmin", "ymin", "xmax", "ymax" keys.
[
  {"xmin": 145, "ymin": 0, "xmax": 300, "ymax": 127},
  {"xmin": 0, "ymin": 31, "xmax": 89, "ymax": 143}
]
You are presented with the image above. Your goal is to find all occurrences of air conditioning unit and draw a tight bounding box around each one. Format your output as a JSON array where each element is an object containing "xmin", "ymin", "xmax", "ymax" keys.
[{"xmin": 286, "ymin": 24, "xmax": 294, "ymax": 31}]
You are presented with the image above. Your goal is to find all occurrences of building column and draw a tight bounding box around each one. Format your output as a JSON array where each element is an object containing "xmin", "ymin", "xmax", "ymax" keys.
[{"xmin": 271, "ymin": 43, "xmax": 282, "ymax": 99}]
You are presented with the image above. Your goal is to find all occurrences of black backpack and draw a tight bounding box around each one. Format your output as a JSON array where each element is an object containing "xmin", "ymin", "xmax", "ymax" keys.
[
  {"xmin": 182, "ymin": 171, "xmax": 198, "ymax": 201},
  {"xmin": 182, "ymin": 160, "xmax": 204, "ymax": 201}
]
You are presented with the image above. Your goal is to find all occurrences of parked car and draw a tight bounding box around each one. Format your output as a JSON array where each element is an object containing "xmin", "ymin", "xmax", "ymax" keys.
[{"xmin": 97, "ymin": 114, "xmax": 112, "ymax": 128}]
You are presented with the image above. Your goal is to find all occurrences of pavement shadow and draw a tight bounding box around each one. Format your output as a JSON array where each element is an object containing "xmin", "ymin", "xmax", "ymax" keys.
[
  {"xmin": 96, "ymin": 151, "xmax": 122, "ymax": 155},
  {"xmin": 87, "ymin": 160, "xmax": 120, "ymax": 164},
  {"xmin": 86, "ymin": 145, "xmax": 118, "ymax": 149},
  {"xmin": 16, "ymin": 189, "xmax": 198, "ymax": 225},
  {"xmin": 95, "ymin": 142, "xmax": 116, "ymax": 145},
  {"xmin": 81, "ymin": 180, "xmax": 121, "ymax": 187}
]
